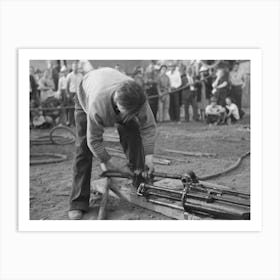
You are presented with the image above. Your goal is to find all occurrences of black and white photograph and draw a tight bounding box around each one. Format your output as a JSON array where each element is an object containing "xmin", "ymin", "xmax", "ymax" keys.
[
  {"xmin": 28, "ymin": 57, "xmax": 251, "ymax": 222},
  {"xmin": 1, "ymin": 1, "xmax": 280, "ymax": 280}
]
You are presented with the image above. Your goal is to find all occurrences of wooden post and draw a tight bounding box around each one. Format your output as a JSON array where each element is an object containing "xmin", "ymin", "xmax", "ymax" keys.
[{"xmin": 97, "ymin": 178, "xmax": 110, "ymax": 220}]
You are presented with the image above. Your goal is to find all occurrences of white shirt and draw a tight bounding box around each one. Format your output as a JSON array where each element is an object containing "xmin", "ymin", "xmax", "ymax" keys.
[
  {"xmin": 226, "ymin": 103, "xmax": 240, "ymax": 119},
  {"xmin": 66, "ymin": 72, "xmax": 82, "ymax": 93},
  {"xmin": 167, "ymin": 69, "xmax": 182, "ymax": 88},
  {"xmin": 58, "ymin": 76, "xmax": 67, "ymax": 91}
]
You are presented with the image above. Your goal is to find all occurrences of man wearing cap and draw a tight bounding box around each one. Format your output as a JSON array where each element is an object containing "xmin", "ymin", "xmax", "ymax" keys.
[
  {"xmin": 68, "ymin": 61, "xmax": 157, "ymax": 220},
  {"xmin": 205, "ymin": 96, "xmax": 226, "ymax": 125}
]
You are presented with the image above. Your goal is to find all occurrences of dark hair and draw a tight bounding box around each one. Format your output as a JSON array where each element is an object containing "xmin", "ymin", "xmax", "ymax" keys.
[
  {"xmin": 159, "ymin": 65, "xmax": 167, "ymax": 71},
  {"xmin": 117, "ymin": 80, "xmax": 147, "ymax": 122}
]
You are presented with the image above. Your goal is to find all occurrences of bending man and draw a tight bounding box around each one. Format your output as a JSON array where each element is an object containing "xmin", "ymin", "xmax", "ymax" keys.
[{"xmin": 68, "ymin": 61, "xmax": 157, "ymax": 220}]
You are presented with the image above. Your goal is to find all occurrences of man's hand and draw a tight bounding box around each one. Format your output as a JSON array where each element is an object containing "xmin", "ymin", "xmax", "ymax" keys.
[
  {"xmin": 100, "ymin": 157, "xmax": 132, "ymax": 175},
  {"xmin": 145, "ymin": 154, "xmax": 154, "ymax": 175}
]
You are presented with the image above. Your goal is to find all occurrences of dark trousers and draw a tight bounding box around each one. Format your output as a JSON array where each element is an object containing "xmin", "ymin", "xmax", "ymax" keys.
[
  {"xmin": 69, "ymin": 101, "xmax": 145, "ymax": 212},
  {"xmin": 206, "ymin": 114, "xmax": 224, "ymax": 124},
  {"xmin": 169, "ymin": 90, "xmax": 181, "ymax": 121},
  {"xmin": 182, "ymin": 90, "xmax": 198, "ymax": 121},
  {"xmin": 67, "ymin": 92, "xmax": 76, "ymax": 126},
  {"xmin": 146, "ymin": 85, "xmax": 158, "ymax": 121},
  {"xmin": 230, "ymin": 85, "xmax": 242, "ymax": 113}
]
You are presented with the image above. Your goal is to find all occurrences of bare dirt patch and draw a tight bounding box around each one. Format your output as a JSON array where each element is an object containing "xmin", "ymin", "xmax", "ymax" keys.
[{"xmin": 30, "ymin": 118, "xmax": 250, "ymax": 220}]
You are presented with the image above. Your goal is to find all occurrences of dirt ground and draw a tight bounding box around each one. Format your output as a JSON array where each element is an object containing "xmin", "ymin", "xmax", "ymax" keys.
[{"xmin": 30, "ymin": 115, "xmax": 250, "ymax": 220}]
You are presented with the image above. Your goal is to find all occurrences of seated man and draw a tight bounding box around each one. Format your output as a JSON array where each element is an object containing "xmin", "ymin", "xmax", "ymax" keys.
[
  {"xmin": 225, "ymin": 97, "xmax": 240, "ymax": 124},
  {"xmin": 205, "ymin": 96, "xmax": 226, "ymax": 125},
  {"xmin": 68, "ymin": 60, "xmax": 157, "ymax": 220}
]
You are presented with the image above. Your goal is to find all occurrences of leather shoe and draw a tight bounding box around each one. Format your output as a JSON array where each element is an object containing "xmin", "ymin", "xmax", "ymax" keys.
[{"xmin": 68, "ymin": 210, "xmax": 83, "ymax": 220}]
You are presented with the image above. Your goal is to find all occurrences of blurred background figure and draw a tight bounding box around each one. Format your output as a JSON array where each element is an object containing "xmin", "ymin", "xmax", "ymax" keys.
[
  {"xmin": 57, "ymin": 66, "xmax": 68, "ymax": 124},
  {"xmin": 225, "ymin": 97, "xmax": 240, "ymax": 125},
  {"xmin": 38, "ymin": 69, "xmax": 55, "ymax": 102},
  {"xmin": 51, "ymin": 60, "xmax": 61, "ymax": 91},
  {"xmin": 167, "ymin": 63, "xmax": 182, "ymax": 122},
  {"xmin": 229, "ymin": 62, "xmax": 246, "ymax": 118},
  {"xmin": 157, "ymin": 65, "xmax": 170, "ymax": 122},
  {"xmin": 212, "ymin": 66, "xmax": 229, "ymax": 106},
  {"xmin": 181, "ymin": 66, "xmax": 198, "ymax": 122},
  {"xmin": 145, "ymin": 60, "xmax": 159, "ymax": 120},
  {"xmin": 29, "ymin": 65, "xmax": 39, "ymax": 103},
  {"xmin": 205, "ymin": 96, "xmax": 226, "ymax": 125},
  {"xmin": 133, "ymin": 66, "xmax": 145, "ymax": 89},
  {"xmin": 197, "ymin": 66, "xmax": 212, "ymax": 121},
  {"xmin": 66, "ymin": 62, "xmax": 82, "ymax": 126}
]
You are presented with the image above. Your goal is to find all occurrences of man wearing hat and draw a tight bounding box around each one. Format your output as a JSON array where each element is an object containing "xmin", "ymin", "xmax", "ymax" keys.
[
  {"xmin": 205, "ymin": 96, "xmax": 226, "ymax": 125},
  {"xmin": 57, "ymin": 66, "xmax": 68, "ymax": 124},
  {"xmin": 68, "ymin": 61, "xmax": 157, "ymax": 220}
]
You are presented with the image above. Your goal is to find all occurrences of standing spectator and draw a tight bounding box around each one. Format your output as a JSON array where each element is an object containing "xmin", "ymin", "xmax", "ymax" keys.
[
  {"xmin": 66, "ymin": 62, "xmax": 82, "ymax": 126},
  {"xmin": 30, "ymin": 65, "xmax": 39, "ymax": 102},
  {"xmin": 38, "ymin": 69, "xmax": 55, "ymax": 102},
  {"xmin": 52, "ymin": 60, "xmax": 61, "ymax": 91},
  {"xmin": 57, "ymin": 66, "xmax": 68, "ymax": 124},
  {"xmin": 167, "ymin": 63, "xmax": 182, "ymax": 122},
  {"xmin": 145, "ymin": 60, "xmax": 159, "ymax": 120},
  {"xmin": 229, "ymin": 62, "xmax": 245, "ymax": 118},
  {"xmin": 197, "ymin": 66, "xmax": 212, "ymax": 121},
  {"xmin": 225, "ymin": 97, "xmax": 240, "ymax": 124},
  {"xmin": 133, "ymin": 68, "xmax": 145, "ymax": 90},
  {"xmin": 157, "ymin": 65, "xmax": 170, "ymax": 122},
  {"xmin": 181, "ymin": 67, "xmax": 198, "ymax": 122},
  {"xmin": 205, "ymin": 96, "xmax": 226, "ymax": 125},
  {"xmin": 212, "ymin": 67, "xmax": 229, "ymax": 106}
]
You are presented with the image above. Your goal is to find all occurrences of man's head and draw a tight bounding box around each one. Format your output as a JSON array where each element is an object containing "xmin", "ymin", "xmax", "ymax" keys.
[
  {"xmin": 72, "ymin": 62, "xmax": 78, "ymax": 73},
  {"xmin": 159, "ymin": 65, "xmax": 167, "ymax": 75},
  {"xmin": 232, "ymin": 62, "xmax": 239, "ymax": 72},
  {"xmin": 78, "ymin": 60, "xmax": 93, "ymax": 75},
  {"xmin": 225, "ymin": 97, "xmax": 232, "ymax": 105},
  {"xmin": 114, "ymin": 80, "xmax": 147, "ymax": 123},
  {"xmin": 115, "ymin": 64, "xmax": 121, "ymax": 71},
  {"xmin": 210, "ymin": 96, "xmax": 218, "ymax": 106}
]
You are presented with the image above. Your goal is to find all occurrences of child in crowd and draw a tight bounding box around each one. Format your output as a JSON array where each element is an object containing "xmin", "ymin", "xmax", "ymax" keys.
[
  {"xmin": 225, "ymin": 97, "xmax": 240, "ymax": 124},
  {"xmin": 205, "ymin": 96, "xmax": 226, "ymax": 125}
]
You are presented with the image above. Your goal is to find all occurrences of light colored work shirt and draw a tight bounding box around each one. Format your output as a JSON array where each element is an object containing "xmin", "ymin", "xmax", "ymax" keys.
[
  {"xmin": 66, "ymin": 72, "xmax": 82, "ymax": 93},
  {"xmin": 58, "ymin": 76, "xmax": 67, "ymax": 91},
  {"xmin": 167, "ymin": 69, "xmax": 182, "ymax": 88},
  {"xmin": 78, "ymin": 67, "xmax": 157, "ymax": 163},
  {"xmin": 205, "ymin": 104, "xmax": 225, "ymax": 115},
  {"xmin": 226, "ymin": 103, "xmax": 240, "ymax": 119},
  {"xmin": 229, "ymin": 71, "xmax": 245, "ymax": 86}
]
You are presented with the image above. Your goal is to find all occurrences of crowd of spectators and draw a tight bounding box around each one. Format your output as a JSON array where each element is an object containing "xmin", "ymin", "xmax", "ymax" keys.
[
  {"xmin": 29, "ymin": 60, "xmax": 247, "ymax": 128},
  {"xmin": 133, "ymin": 60, "xmax": 247, "ymax": 126}
]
